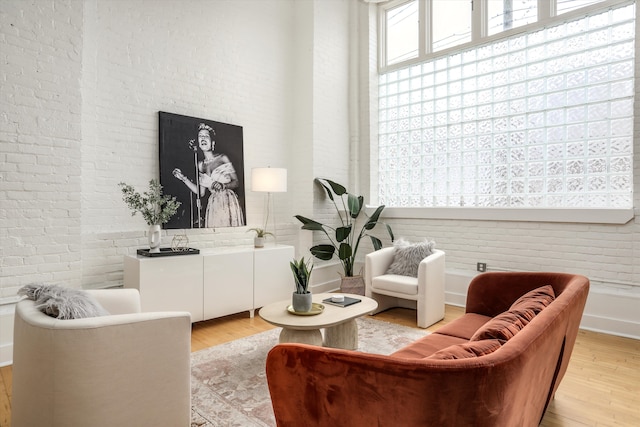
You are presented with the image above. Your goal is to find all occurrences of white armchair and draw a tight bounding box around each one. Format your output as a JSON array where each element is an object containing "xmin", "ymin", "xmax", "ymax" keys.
[
  {"xmin": 365, "ymin": 248, "xmax": 445, "ymax": 328},
  {"xmin": 12, "ymin": 288, "xmax": 192, "ymax": 427}
]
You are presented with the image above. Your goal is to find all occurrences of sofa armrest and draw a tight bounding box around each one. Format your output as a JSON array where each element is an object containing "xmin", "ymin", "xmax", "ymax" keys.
[
  {"xmin": 266, "ymin": 343, "xmax": 512, "ymax": 427},
  {"xmin": 364, "ymin": 247, "xmax": 395, "ymax": 291},
  {"xmin": 417, "ymin": 249, "xmax": 445, "ymax": 295}
]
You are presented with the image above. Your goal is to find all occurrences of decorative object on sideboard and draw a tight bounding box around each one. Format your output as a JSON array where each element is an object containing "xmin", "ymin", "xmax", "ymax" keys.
[
  {"xmin": 247, "ymin": 227, "xmax": 274, "ymax": 248},
  {"xmin": 251, "ymin": 167, "xmax": 287, "ymax": 243},
  {"xmin": 118, "ymin": 179, "xmax": 181, "ymax": 253},
  {"xmin": 290, "ymin": 256, "xmax": 313, "ymax": 312},
  {"xmin": 171, "ymin": 230, "xmax": 190, "ymax": 252},
  {"xmin": 295, "ymin": 178, "xmax": 394, "ymax": 295}
]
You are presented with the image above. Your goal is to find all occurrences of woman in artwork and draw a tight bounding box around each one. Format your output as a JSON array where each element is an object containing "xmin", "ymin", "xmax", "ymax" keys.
[{"xmin": 172, "ymin": 123, "xmax": 245, "ymax": 227}]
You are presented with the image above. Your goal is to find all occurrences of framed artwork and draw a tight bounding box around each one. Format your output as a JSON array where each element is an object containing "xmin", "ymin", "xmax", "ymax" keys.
[{"xmin": 159, "ymin": 111, "xmax": 246, "ymax": 229}]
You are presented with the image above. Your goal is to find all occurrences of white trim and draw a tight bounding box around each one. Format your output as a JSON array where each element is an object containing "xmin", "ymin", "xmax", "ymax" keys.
[{"xmin": 367, "ymin": 206, "xmax": 635, "ymax": 224}]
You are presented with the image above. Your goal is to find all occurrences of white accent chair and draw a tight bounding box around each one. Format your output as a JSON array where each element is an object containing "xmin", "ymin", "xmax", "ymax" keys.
[
  {"xmin": 365, "ymin": 248, "xmax": 445, "ymax": 328},
  {"xmin": 11, "ymin": 288, "xmax": 192, "ymax": 427}
]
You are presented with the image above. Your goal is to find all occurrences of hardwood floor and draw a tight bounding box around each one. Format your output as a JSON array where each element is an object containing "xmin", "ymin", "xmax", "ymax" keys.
[{"xmin": 1, "ymin": 305, "xmax": 638, "ymax": 426}]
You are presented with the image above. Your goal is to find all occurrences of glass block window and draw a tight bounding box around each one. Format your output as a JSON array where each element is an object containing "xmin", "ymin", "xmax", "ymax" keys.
[{"xmin": 378, "ymin": 3, "xmax": 635, "ymax": 209}]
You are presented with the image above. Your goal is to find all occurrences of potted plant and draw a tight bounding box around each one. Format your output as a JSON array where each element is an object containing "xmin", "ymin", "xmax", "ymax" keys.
[
  {"xmin": 290, "ymin": 256, "xmax": 313, "ymax": 312},
  {"xmin": 118, "ymin": 179, "xmax": 181, "ymax": 253},
  {"xmin": 248, "ymin": 228, "xmax": 274, "ymax": 248},
  {"xmin": 295, "ymin": 178, "xmax": 394, "ymax": 295}
]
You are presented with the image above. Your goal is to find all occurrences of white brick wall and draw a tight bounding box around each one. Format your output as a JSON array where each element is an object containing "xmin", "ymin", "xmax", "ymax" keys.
[
  {"xmin": 78, "ymin": 0, "xmax": 302, "ymax": 288},
  {"xmin": 1, "ymin": 0, "xmax": 84, "ymax": 298},
  {"xmin": 1, "ymin": 0, "xmax": 310, "ymax": 297}
]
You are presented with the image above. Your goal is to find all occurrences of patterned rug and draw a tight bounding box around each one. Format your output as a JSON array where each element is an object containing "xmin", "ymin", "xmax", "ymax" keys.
[{"xmin": 190, "ymin": 316, "xmax": 428, "ymax": 427}]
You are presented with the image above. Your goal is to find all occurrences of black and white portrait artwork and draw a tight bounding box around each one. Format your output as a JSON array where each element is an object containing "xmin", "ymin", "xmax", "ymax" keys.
[{"xmin": 159, "ymin": 111, "xmax": 246, "ymax": 229}]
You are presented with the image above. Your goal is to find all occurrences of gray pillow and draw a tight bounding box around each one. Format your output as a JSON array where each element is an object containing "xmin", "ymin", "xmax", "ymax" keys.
[
  {"xmin": 18, "ymin": 284, "xmax": 110, "ymax": 319},
  {"xmin": 386, "ymin": 238, "xmax": 436, "ymax": 277}
]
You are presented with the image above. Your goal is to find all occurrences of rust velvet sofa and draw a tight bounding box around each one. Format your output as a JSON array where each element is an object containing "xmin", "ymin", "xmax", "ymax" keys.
[{"xmin": 266, "ymin": 272, "xmax": 589, "ymax": 427}]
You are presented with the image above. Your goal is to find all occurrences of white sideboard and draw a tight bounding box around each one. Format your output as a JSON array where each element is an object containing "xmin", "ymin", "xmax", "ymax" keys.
[{"xmin": 124, "ymin": 245, "xmax": 295, "ymax": 322}]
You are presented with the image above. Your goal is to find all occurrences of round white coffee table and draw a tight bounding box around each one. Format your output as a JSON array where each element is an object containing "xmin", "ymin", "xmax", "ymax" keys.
[{"xmin": 258, "ymin": 293, "xmax": 378, "ymax": 350}]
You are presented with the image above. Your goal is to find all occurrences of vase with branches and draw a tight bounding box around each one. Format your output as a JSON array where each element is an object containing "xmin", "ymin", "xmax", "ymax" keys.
[{"xmin": 118, "ymin": 179, "xmax": 181, "ymax": 253}]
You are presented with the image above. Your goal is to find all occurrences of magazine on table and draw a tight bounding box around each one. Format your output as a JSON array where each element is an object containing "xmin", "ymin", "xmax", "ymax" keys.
[{"xmin": 322, "ymin": 296, "xmax": 361, "ymax": 308}]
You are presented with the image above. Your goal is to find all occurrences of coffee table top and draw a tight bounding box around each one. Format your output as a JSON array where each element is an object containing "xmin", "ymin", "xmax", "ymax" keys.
[{"xmin": 259, "ymin": 293, "xmax": 378, "ymax": 330}]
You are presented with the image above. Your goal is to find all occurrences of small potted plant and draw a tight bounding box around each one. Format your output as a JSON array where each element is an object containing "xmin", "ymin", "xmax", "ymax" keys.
[
  {"xmin": 248, "ymin": 228, "xmax": 274, "ymax": 248},
  {"xmin": 118, "ymin": 179, "xmax": 181, "ymax": 253},
  {"xmin": 290, "ymin": 256, "xmax": 313, "ymax": 312}
]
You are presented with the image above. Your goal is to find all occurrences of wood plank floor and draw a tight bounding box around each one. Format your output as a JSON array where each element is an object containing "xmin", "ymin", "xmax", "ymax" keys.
[{"xmin": 1, "ymin": 305, "xmax": 638, "ymax": 426}]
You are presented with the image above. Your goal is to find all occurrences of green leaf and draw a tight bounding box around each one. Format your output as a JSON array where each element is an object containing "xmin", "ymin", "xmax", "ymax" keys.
[
  {"xmin": 386, "ymin": 223, "xmax": 395, "ymax": 241},
  {"xmin": 322, "ymin": 179, "xmax": 347, "ymax": 196},
  {"xmin": 294, "ymin": 215, "xmax": 325, "ymax": 231},
  {"xmin": 347, "ymin": 194, "xmax": 362, "ymax": 218},
  {"xmin": 338, "ymin": 243, "xmax": 352, "ymax": 260},
  {"xmin": 363, "ymin": 205, "xmax": 385, "ymax": 230},
  {"xmin": 310, "ymin": 244, "xmax": 335, "ymax": 260},
  {"xmin": 369, "ymin": 236, "xmax": 383, "ymax": 251},
  {"xmin": 316, "ymin": 179, "xmax": 335, "ymax": 201},
  {"xmin": 336, "ymin": 226, "xmax": 351, "ymax": 242}
]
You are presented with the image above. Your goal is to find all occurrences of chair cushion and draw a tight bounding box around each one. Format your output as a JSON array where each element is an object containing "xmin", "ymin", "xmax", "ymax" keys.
[
  {"xmin": 433, "ymin": 313, "xmax": 493, "ymax": 340},
  {"xmin": 386, "ymin": 238, "xmax": 435, "ymax": 277},
  {"xmin": 371, "ymin": 274, "xmax": 418, "ymax": 296},
  {"xmin": 18, "ymin": 284, "xmax": 110, "ymax": 319},
  {"xmin": 391, "ymin": 333, "xmax": 467, "ymax": 359},
  {"xmin": 426, "ymin": 339, "xmax": 503, "ymax": 360}
]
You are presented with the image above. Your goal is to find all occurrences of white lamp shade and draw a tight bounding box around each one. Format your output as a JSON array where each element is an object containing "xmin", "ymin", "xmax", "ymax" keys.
[{"xmin": 251, "ymin": 168, "xmax": 288, "ymax": 192}]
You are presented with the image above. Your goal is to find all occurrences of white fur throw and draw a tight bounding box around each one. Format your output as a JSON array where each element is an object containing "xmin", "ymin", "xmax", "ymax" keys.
[
  {"xmin": 18, "ymin": 284, "xmax": 110, "ymax": 319},
  {"xmin": 386, "ymin": 238, "xmax": 436, "ymax": 277}
]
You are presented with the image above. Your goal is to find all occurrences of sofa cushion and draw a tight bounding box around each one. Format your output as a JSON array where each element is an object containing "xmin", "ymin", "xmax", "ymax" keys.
[
  {"xmin": 509, "ymin": 284, "xmax": 555, "ymax": 314},
  {"xmin": 432, "ymin": 313, "xmax": 493, "ymax": 340},
  {"xmin": 426, "ymin": 339, "xmax": 503, "ymax": 360},
  {"xmin": 391, "ymin": 333, "xmax": 467, "ymax": 359},
  {"xmin": 470, "ymin": 310, "xmax": 527, "ymax": 343},
  {"xmin": 371, "ymin": 274, "xmax": 418, "ymax": 295},
  {"xmin": 18, "ymin": 284, "xmax": 109, "ymax": 320},
  {"xmin": 386, "ymin": 238, "xmax": 435, "ymax": 277}
]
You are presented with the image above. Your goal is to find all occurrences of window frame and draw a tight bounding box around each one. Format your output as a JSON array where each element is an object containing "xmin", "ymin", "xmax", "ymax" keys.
[
  {"xmin": 379, "ymin": 0, "xmax": 632, "ymax": 73},
  {"xmin": 375, "ymin": 0, "xmax": 636, "ymax": 224}
]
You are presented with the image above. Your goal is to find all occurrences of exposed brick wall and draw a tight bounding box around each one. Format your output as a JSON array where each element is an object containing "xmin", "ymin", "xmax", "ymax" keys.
[
  {"xmin": 0, "ymin": 0, "xmax": 308, "ymax": 296},
  {"xmin": 1, "ymin": 0, "xmax": 84, "ymax": 297}
]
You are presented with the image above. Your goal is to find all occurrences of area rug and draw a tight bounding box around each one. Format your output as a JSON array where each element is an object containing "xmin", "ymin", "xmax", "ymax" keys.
[{"xmin": 190, "ymin": 316, "xmax": 428, "ymax": 427}]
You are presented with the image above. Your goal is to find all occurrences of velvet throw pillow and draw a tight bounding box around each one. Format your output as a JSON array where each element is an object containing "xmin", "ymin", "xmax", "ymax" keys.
[
  {"xmin": 426, "ymin": 339, "xmax": 503, "ymax": 360},
  {"xmin": 509, "ymin": 284, "xmax": 556, "ymax": 314},
  {"xmin": 470, "ymin": 311, "xmax": 527, "ymax": 343},
  {"xmin": 386, "ymin": 238, "xmax": 436, "ymax": 277},
  {"xmin": 18, "ymin": 284, "xmax": 110, "ymax": 320}
]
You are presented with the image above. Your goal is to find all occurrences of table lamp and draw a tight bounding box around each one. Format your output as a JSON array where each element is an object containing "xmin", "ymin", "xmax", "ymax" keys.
[{"xmin": 251, "ymin": 167, "xmax": 287, "ymax": 243}]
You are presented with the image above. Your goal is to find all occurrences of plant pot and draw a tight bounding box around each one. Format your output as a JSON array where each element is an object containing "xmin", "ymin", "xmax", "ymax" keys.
[
  {"xmin": 292, "ymin": 292, "xmax": 312, "ymax": 313},
  {"xmin": 148, "ymin": 224, "xmax": 162, "ymax": 253},
  {"xmin": 254, "ymin": 237, "xmax": 265, "ymax": 248},
  {"xmin": 340, "ymin": 275, "xmax": 365, "ymax": 295}
]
